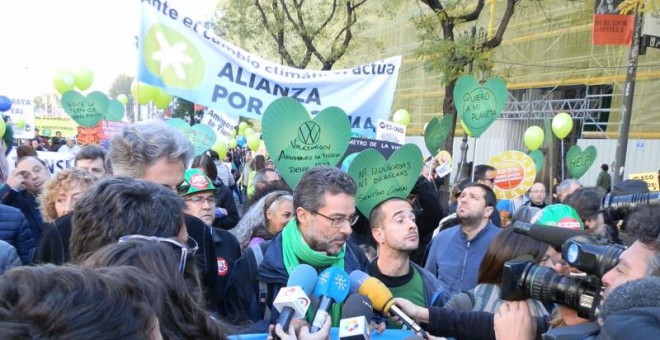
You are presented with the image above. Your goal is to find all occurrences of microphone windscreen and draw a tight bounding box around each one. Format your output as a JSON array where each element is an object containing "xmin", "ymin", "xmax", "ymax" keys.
[
  {"xmin": 349, "ymin": 270, "xmax": 371, "ymax": 295},
  {"xmin": 343, "ymin": 294, "xmax": 374, "ymax": 323},
  {"xmin": 601, "ymin": 277, "xmax": 660, "ymax": 319},
  {"xmin": 357, "ymin": 277, "xmax": 394, "ymax": 313},
  {"xmin": 288, "ymin": 264, "xmax": 319, "ymax": 296},
  {"xmin": 315, "ymin": 266, "xmax": 350, "ymax": 303}
]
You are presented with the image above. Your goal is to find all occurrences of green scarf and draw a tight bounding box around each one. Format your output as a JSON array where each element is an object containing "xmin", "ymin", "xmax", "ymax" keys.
[{"xmin": 281, "ymin": 219, "xmax": 345, "ymax": 326}]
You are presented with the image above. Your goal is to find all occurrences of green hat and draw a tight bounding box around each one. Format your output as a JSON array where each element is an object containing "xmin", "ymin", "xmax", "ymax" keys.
[
  {"xmin": 180, "ymin": 169, "xmax": 216, "ymax": 196},
  {"xmin": 534, "ymin": 204, "xmax": 584, "ymax": 230}
]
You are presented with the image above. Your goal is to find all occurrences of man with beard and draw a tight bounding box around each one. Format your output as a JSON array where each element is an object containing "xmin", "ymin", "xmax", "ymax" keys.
[
  {"xmin": 225, "ymin": 166, "xmax": 369, "ymax": 331},
  {"xmin": 424, "ymin": 183, "xmax": 500, "ymax": 296},
  {"xmin": 368, "ymin": 197, "xmax": 445, "ymax": 328}
]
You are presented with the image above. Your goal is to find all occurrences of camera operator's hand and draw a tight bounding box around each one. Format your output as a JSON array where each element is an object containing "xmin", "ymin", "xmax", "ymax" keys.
[{"xmin": 494, "ymin": 301, "xmax": 536, "ymax": 340}]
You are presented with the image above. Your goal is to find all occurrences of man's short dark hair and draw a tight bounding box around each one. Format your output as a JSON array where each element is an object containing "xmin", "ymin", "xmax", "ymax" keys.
[
  {"xmin": 369, "ymin": 197, "xmax": 407, "ymax": 229},
  {"xmin": 564, "ymin": 187, "xmax": 605, "ymax": 221},
  {"xmin": 70, "ymin": 177, "xmax": 185, "ymax": 262},
  {"xmin": 75, "ymin": 144, "xmax": 108, "ymax": 170},
  {"xmin": 474, "ymin": 164, "xmax": 496, "ymax": 181},
  {"xmin": 293, "ymin": 166, "xmax": 356, "ymax": 213},
  {"xmin": 601, "ymin": 163, "xmax": 609, "ymax": 171},
  {"xmin": 627, "ymin": 205, "xmax": 660, "ymax": 251},
  {"xmin": 463, "ymin": 182, "xmax": 497, "ymax": 208}
]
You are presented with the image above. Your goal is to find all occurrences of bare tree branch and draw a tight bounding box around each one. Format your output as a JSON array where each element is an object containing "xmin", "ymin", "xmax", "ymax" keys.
[{"xmin": 483, "ymin": 0, "xmax": 519, "ymax": 48}]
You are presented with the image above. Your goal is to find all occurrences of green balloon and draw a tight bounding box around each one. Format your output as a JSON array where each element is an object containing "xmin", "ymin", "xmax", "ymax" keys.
[
  {"xmin": 53, "ymin": 70, "xmax": 75, "ymax": 94},
  {"xmin": 523, "ymin": 126, "xmax": 544, "ymax": 151},
  {"xmin": 136, "ymin": 82, "xmax": 158, "ymax": 105},
  {"xmin": 392, "ymin": 109, "xmax": 411, "ymax": 126},
  {"xmin": 153, "ymin": 89, "xmax": 173, "ymax": 109},
  {"xmin": 74, "ymin": 67, "xmax": 94, "ymax": 91},
  {"xmin": 246, "ymin": 133, "xmax": 260, "ymax": 151},
  {"xmin": 0, "ymin": 118, "xmax": 5, "ymax": 138},
  {"xmin": 212, "ymin": 140, "xmax": 228, "ymax": 158},
  {"xmin": 117, "ymin": 94, "xmax": 128, "ymax": 105},
  {"xmin": 552, "ymin": 112, "xmax": 573, "ymax": 140}
]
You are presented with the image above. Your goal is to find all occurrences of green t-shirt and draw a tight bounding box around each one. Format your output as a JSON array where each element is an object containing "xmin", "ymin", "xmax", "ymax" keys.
[{"xmin": 371, "ymin": 261, "xmax": 425, "ymax": 329}]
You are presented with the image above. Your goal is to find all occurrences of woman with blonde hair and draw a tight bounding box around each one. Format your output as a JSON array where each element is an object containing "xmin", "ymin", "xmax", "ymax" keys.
[{"xmin": 38, "ymin": 168, "xmax": 97, "ymax": 222}]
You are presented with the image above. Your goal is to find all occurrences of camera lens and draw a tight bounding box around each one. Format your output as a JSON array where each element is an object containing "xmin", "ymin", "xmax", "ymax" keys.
[{"xmin": 520, "ymin": 263, "xmax": 601, "ymax": 319}]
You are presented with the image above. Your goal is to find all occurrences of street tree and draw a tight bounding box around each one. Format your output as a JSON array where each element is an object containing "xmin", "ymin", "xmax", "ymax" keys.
[{"xmin": 219, "ymin": 0, "xmax": 379, "ymax": 70}]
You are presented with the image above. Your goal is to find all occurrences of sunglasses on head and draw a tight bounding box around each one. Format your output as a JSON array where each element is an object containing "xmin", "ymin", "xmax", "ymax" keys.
[{"xmin": 118, "ymin": 235, "xmax": 198, "ymax": 274}]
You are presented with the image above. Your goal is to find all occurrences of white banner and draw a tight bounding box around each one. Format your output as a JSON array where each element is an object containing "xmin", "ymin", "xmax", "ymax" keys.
[
  {"xmin": 4, "ymin": 96, "xmax": 36, "ymax": 139},
  {"xmin": 376, "ymin": 119, "xmax": 406, "ymax": 145},
  {"xmin": 138, "ymin": 1, "xmax": 401, "ymax": 138},
  {"xmin": 200, "ymin": 109, "xmax": 238, "ymax": 142},
  {"xmin": 6, "ymin": 150, "xmax": 75, "ymax": 175}
]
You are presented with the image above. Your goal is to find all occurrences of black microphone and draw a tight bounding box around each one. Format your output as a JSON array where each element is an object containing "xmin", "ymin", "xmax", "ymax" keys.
[
  {"xmin": 513, "ymin": 221, "xmax": 589, "ymax": 250},
  {"xmin": 339, "ymin": 294, "xmax": 373, "ymax": 340}
]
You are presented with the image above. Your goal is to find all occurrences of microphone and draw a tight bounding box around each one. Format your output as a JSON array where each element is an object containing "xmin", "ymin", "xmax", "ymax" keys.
[
  {"xmin": 339, "ymin": 294, "xmax": 373, "ymax": 340},
  {"xmin": 310, "ymin": 266, "xmax": 350, "ymax": 333},
  {"xmin": 273, "ymin": 264, "xmax": 318, "ymax": 332},
  {"xmin": 513, "ymin": 221, "xmax": 589, "ymax": 250},
  {"xmin": 358, "ymin": 277, "xmax": 428, "ymax": 339},
  {"xmin": 348, "ymin": 270, "xmax": 370, "ymax": 295}
]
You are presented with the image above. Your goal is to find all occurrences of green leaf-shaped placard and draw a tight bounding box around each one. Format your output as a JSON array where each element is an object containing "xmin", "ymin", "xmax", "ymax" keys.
[
  {"xmin": 528, "ymin": 150, "xmax": 545, "ymax": 174},
  {"xmin": 262, "ymin": 97, "xmax": 351, "ymax": 188},
  {"xmin": 60, "ymin": 90, "xmax": 109, "ymax": 127},
  {"xmin": 105, "ymin": 99, "xmax": 125, "ymax": 122},
  {"xmin": 424, "ymin": 115, "xmax": 453, "ymax": 155},
  {"xmin": 165, "ymin": 118, "xmax": 216, "ymax": 156},
  {"xmin": 347, "ymin": 143, "xmax": 423, "ymax": 217},
  {"xmin": 566, "ymin": 145, "xmax": 596, "ymax": 179},
  {"xmin": 453, "ymin": 75, "xmax": 508, "ymax": 137}
]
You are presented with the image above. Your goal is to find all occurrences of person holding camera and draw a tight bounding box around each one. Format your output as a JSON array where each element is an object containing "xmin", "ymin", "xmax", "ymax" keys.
[{"xmin": 391, "ymin": 204, "xmax": 660, "ymax": 339}]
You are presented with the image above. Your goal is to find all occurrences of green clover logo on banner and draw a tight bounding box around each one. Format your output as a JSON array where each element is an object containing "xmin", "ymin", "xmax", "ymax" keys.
[
  {"xmin": 262, "ymin": 97, "xmax": 351, "ymax": 189},
  {"xmin": 143, "ymin": 24, "xmax": 205, "ymax": 89}
]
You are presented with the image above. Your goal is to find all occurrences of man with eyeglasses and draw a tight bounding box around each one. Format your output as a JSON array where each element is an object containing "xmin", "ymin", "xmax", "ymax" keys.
[
  {"xmin": 33, "ymin": 122, "xmax": 219, "ymax": 313},
  {"xmin": 225, "ymin": 166, "xmax": 370, "ymax": 332},
  {"xmin": 1, "ymin": 156, "xmax": 50, "ymax": 242},
  {"xmin": 367, "ymin": 197, "xmax": 447, "ymax": 328},
  {"xmin": 179, "ymin": 168, "xmax": 241, "ymax": 315},
  {"xmin": 424, "ymin": 183, "xmax": 500, "ymax": 296}
]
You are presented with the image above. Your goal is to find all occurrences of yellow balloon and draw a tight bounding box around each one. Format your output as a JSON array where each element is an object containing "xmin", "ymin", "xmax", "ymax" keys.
[
  {"xmin": 392, "ymin": 109, "xmax": 411, "ymax": 126},
  {"xmin": 0, "ymin": 119, "xmax": 6, "ymax": 138},
  {"xmin": 212, "ymin": 140, "xmax": 228, "ymax": 158},
  {"xmin": 117, "ymin": 94, "xmax": 128, "ymax": 105},
  {"xmin": 153, "ymin": 89, "xmax": 173, "ymax": 109},
  {"xmin": 552, "ymin": 112, "xmax": 573, "ymax": 140}
]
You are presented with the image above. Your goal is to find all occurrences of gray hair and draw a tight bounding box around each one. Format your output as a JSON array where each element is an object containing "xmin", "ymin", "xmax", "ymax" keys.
[
  {"xmin": 293, "ymin": 166, "xmax": 356, "ymax": 213},
  {"xmin": 230, "ymin": 190, "xmax": 293, "ymax": 248},
  {"xmin": 557, "ymin": 179, "xmax": 581, "ymax": 195},
  {"xmin": 109, "ymin": 121, "xmax": 194, "ymax": 178}
]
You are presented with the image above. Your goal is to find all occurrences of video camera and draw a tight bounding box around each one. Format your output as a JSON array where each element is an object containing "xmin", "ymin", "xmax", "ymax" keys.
[
  {"xmin": 601, "ymin": 191, "xmax": 660, "ymax": 226},
  {"xmin": 501, "ymin": 233, "xmax": 625, "ymax": 320}
]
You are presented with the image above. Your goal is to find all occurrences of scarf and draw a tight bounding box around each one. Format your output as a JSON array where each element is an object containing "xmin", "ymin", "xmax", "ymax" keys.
[{"xmin": 281, "ymin": 219, "xmax": 345, "ymax": 326}]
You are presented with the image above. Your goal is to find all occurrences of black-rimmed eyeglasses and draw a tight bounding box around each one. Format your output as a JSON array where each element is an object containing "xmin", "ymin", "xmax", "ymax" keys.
[{"xmin": 311, "ymin": 210, "xmax": 358, "ymax": 228}]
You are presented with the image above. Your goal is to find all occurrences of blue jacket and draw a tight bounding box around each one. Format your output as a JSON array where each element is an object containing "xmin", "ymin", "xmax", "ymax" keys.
[
  {"xmin": 0, "ymin": 185, "xmax": 44, "ymax": 242},
  {"xmin": 0, "ymin": 239, "xmax": 21, "ymax": 274},
  {"xmin": 424, "ymin": 221, "xmax": 499, "ymax": 296},
  {"xmin": 224, "ymin": 231, "xmax": 370, "ymax": 332},
  {"xmin": 0, "ymin": 204, "xmax": 36, "ymax": 264}
]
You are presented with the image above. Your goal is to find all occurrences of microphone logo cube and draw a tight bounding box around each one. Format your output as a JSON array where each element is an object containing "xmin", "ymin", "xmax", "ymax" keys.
[{"xmin": 273, "ymin": 285, "xmax": 311, "ymax": 318}]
